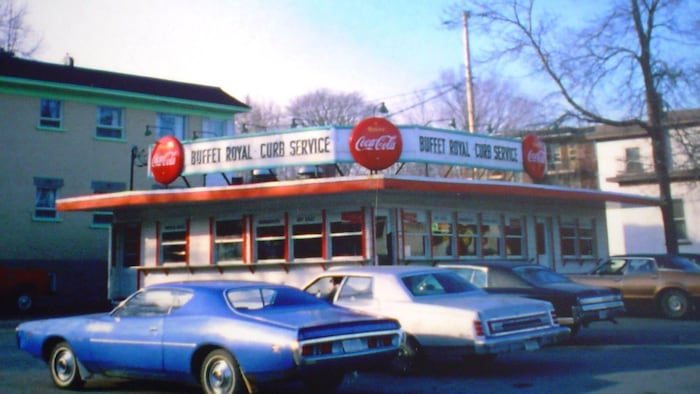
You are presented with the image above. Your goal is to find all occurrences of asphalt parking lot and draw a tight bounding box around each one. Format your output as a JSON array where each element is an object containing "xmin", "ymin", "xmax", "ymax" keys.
[{"xmin": 2, "ymin": 313, "xmax": 700, "ymax": 394}]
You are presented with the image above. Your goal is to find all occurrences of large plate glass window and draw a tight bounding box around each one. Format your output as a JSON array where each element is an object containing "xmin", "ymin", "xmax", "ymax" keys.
[
  {"xmin": 504, "ymin": 216, "xmax": 525, "ymax": 258},
  {"xmin": 156, "ymin": 113, "xmax": 186, "ymax": 140},
  {"xmin": 215, "ymin": 218, "xmax": 244, "ymax": 263},
  {"xmin": 39, "ymin": 99, "xmax": 62, "ymax": 129},
  {"xmin": 256, "ymin": 216, "xmax": 285, "ymax": 261},
  {"xmin": 329, "ymin": 211, "xmax": 363, "ymax": 258},
  {"xmin": 457, "ymin": 213, "xmax": 478, "ymax": 257},
  {"xmin": 33, "ymin": 177, "xmax": 63, "ymax": 220},
  {"xmin": 160, "ymin": 222, "xmax": 187, "ymax": 264},
  {"xmin": 480, "ymin": 213, "xmax": 502, "ymax": 257},
  {"xmin": 96, "ymin": 106, "xmax": 123, "ymax": 139},
  {"xmin": 559, "ymin": 218, "xmax": 596, "ymax": 258},
  {"xmin": 402, "ymin": 210, "xmax": 427, "ymax": 258},
  {"xmin": 292, "ymin": 213, "xmax": 323, "ymax": 260},
  {"xmin": 431, "ymin": 212, "xmax": 454, "ymax": 257},
  {"xmin": 201, "ymin": 118, "xmax": 233, "ymax": 138}
]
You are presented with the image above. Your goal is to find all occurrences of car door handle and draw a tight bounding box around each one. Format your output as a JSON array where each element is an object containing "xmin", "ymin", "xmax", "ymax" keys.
[{"xmin": 149, "ymin": 326, "xmax": 159, "ymax": 332}]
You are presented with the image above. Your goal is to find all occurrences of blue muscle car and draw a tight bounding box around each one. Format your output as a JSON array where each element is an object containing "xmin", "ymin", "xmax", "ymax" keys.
[{"xmin": 16, "ymin": 281, "xmax": 403, "ymax": 393}]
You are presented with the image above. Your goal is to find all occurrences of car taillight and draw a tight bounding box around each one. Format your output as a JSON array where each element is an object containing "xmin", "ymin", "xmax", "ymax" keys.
[
  {"xmin": 368, "ymin": 335, "xmax": 394, "ymax": 348},
  {"xmin": 474, "ymin": 320, "xmax": 485, "ymax": 337}
]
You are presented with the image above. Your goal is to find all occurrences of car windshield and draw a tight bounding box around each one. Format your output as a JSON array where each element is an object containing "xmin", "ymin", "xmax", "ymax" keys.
[
  {"xmin": 512, "ymin": 265, "xmax": 571, "ymax": 285},
  {"xmin": 227, "ymin": 287, "xmax": 325, "ymax": 311},
  {"xmin": 402, "ymin": 271, "xmax": 480, "ymax": 297}
]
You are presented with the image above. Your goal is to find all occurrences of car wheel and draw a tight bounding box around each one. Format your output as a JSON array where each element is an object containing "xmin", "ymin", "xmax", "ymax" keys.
[
  {"xmin": 391, "ymin": 336, "xmax": 423, "ymax": 375},
  {"xmin": 200, "ymin": 349, "xmax": 245, "ymax": 394},
  {"xmin": 303, "ymin": 371, "xmax": 345, "ymax": 393},
  {"xmin": 659, "ymin": 289, "xmax": 690, "ymax": 319},
  {"xmin": 49, "ymin": 341, "xmax": 84, "ymax": 389}
]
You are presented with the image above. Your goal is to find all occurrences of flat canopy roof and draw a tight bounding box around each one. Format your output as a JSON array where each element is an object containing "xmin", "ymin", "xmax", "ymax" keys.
[{"xmin": 57, "ymin": 175, "xmax": 660, "ymax": 212}]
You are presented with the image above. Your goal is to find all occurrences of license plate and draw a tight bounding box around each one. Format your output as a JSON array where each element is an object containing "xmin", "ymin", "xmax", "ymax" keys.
[
  {"xmin": 342, "ymin": 338, "xmax": 366, "ymax": 353},
  {"xmin": 524, "ymin": 340, "xmax": 540, "ymax": 351}
]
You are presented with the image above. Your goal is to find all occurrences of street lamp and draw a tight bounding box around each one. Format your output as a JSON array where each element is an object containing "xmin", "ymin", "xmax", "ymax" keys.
[
  {"xmin": 129, "ymin": 145, "xmax": 148, "ymax": 190},
  {"xmin": 375, "ymin": 102, "xmax": 389, "ymax": 116}
]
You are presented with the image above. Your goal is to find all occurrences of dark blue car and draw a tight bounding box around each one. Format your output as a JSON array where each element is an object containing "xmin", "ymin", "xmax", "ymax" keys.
[{"xmin": 16, "ymin": 280, "xmax": 403, "ymax": 393}]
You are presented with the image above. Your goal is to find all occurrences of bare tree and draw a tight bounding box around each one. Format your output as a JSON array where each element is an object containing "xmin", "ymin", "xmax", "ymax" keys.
[
  {"xmin": 287, "ymin": 89, "xmax": 376, "ymax": 127},
  {"xmin": 236, "ymin": 95, "xmax": 284, "ymax": 133},
  {"xmin": 430, "ymin": 68, "xmax": 552, "ymax": 134},
  {"xmin": 450, "ymin": 0, "xmax": 700, "ymax": 254},
  {"xmin": 0, "ymin": 0, "xmax": 39, "ymax": 57}
]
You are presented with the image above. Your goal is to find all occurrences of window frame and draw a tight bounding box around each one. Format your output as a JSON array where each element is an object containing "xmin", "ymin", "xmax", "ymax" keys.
[
  {"xmin": 95, "ymin": 106, "xmax": 124, "ymax": 140},
  {"xmin": 159, "ymin": 221, "xmax": 188, "ymax": 265},
  {"xmin": 33, "ymin": 177, "xmax": 63, "ymax": 221},
  {"xmin": 39, "ymin": 99, "xmax": 63, "ymax": 129},
  {"xmin": 214, "ymin": 217, "xmax": 245, "ymax": 264}
]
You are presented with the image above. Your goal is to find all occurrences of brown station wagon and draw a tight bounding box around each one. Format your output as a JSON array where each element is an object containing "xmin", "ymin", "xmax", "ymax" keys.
[{"xmin": 568, "ymin": 254, "xmax": 700, "ymax": 319}]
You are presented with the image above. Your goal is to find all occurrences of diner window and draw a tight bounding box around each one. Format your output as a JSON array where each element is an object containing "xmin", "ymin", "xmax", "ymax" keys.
[
  {"xmin": 329, "ymin": 211, "xmax": 363, "ymax": 258},
  {"xmin": 33, "ymin": 177, "xmax": 63, "ymax": 220},
  {"xmin": 91, "ymin": 181, "xmax": 125, "ymax": 228},
  {"xmin": 480, "ymin": 214, "xmax": 502, "ymax": 256},
  {"xmin": 292, "ymin": 214, "xmax": 323, "ymax": 259},
  {"xmin": 160, "ymin": 222, "xmax": 187, "ymax": 264},
  {"xmin": 504, "ymin": 216, "xmax": 525, "ymax": 257},
  {"xmin": 39, "ymin": 99, "xmax": 62, "ymax": 129},
  {"xmin": 215, "ymin": 218, "xmax": 244, "ymax": 263},
  {"xmin": 402, "ymin": 210, "xmax": 427, "ymax": 257},
  {"xmin": 156, "ymin": 113, "xmax": 186, "ymax": 140},
  {"xmin": 96, "ymin": 106, "xmax": 124, "ymax": 139},
  {"xmin": 256, "ymin": 216, "xmax": 285, "ymax": 261},
  {"xmin": 559, "ymin": 218, "xmax": 595, "ymax": 258},
  {"xmin": 673, "ymin": 199, "xmax": 688, "ymax": 240},
  {"xmin": 457, "ymin": 213, "xmax": 478, "ymax": 257},
  {"xmin": 431, "ymin": 212, "xmax": 454, "ymax": 258}
]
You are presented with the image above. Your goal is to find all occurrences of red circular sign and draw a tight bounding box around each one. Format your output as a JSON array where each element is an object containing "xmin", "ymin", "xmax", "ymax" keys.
[
  {"xmin": 349, "ymin": 117, "xmax": 403, "ymax": 171},
  {"xmin": 150, "ymin": 136, "xmax": 184, "ymax": 185},
  {"xmin": 522, "ymin": 134, "xmax": 547, "ymax": 180}
]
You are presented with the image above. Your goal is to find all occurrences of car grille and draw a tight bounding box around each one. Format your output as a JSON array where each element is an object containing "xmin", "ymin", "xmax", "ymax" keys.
[
  {"xmin": 579, "ymin": 295, "xmax": 625, "ymax": 312},
  {"xmin": 486, "ymin": 312, "xmax": 553, "ymax": 336}
]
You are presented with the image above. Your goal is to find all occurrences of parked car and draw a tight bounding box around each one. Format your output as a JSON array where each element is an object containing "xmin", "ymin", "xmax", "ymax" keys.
[
  {"xmin": 680, "ymin": 253, "xmax": 700, "ymax": 266},
  {"xmin": 439, "ymin": 260, "xmax": 625, "ymax": 335},
  {"xmin": 568, "ymin": 254, "xmax": 700, "ymax": 319},
  {"xmin": 302, "ymin": 266, "xmax": 569, "ymax": 373},
  {"xmin": 1, "ymin": 263, "xmax": 54, "ymax": 313},
  {"xmin": 16, "ymin": 281, "xmax": 403, "ymax": 394}
]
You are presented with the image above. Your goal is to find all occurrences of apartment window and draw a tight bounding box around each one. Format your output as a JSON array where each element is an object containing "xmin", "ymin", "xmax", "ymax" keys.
[
  {"xmin": 673, "ymin": 199, "xmax": 688, "ymax": 240},
  {"xmin": 625, "ymin": 147, "xmax": 643, "ymax": 173},
  {"xmin": 504, "ymin": 216, "xmax": 525, "ymax": 257},
  {"xmin": 39, "ymin": 99, "xmax": 62, "ymax": 129},
  {"xmin": 96, "ymin": 107, "xmax": 124, "ymax": 139},
  {"xmin": 457, "ymin": 213, "xmax": 478, "ymax": 257},
  {"xmin": 431, "ymin": 212, "xmax": 454, "ymax": 257},
  {"xmin": 329, "ymin": 211, "xmax": 363, "ymax": 258},
  {"xmin": 91, "ymin": 181, "xmax": 125, "ymax": 227},
  {"xmin": 160, "ymin": 222, "xmax": 187, "ymax": 264},
  {"xmin": 402, "ymin": 210, "xmax": 428, "ymax": 257},
  {"xmin": 547, "ymin": 143, "xmax": 562, "ymax": 170},
  {"xmin": 256, "ymin": 216, "xmax": 285, "ymax": 261},
  {"xmin": 157, "ymin": 113, "xmax": 186, "ymax": 140},
  {"xmin": 33, "ymin": 177, "xmax": 63, "ymax": 220},
  {"xmin": 202, "ymin": 118, "xmax": 233, "ymax": 138},
  {"xmin": 215, "ymin": 218, "xmax": 244, "ymax": 263},
  {"xmin": 292, "ymin": 213, "xmax": 323, "ymax": 259}
]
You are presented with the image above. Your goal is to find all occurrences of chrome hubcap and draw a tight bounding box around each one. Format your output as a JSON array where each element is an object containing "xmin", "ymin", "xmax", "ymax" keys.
[
  {"xmin": 207, "ymin": 359, "xmax": 233, "ymax": 393},
  {"xmin": 54, "ymin": 349, "xmax": 75, "ymax": 382}
]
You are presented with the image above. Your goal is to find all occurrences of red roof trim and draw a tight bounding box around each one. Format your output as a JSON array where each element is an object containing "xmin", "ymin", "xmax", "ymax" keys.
[{"xmin": 56, "ymin": 176, "xmax": 659, "ymax": 212}]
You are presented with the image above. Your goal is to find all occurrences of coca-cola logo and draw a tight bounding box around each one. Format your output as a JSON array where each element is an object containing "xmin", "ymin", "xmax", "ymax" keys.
[
  {"xmin": 349, "ymin": 117, "xmax": 402, "ymax": 170},
  {"xmin": 522, "ymin": 134, "xmax": 547, "ymax": 180},
  {"xmin": 150, "ymin": 135, "xmax": 184, "ymax": 185}
]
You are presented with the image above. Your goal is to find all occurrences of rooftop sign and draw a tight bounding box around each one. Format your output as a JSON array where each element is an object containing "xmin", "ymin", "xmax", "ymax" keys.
[{"xmin": 148, "ymin": 119, "xmax": 546, "ymax": 184}]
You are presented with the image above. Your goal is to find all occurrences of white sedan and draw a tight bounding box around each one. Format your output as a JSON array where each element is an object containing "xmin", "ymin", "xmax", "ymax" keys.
[{"xmin": 303, "ymin": 266, "xmax": 570, "ymax": 372}]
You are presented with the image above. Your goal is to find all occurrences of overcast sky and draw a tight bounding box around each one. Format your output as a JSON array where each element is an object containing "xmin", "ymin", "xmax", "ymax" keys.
[{"xmin": 24, "ymin": 0, "xmax": 601, "ymax": 117}]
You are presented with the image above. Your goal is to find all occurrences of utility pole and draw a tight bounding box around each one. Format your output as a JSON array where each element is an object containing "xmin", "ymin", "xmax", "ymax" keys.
[{"xmin": 462, "ymin": 11, "xmax": 476, "ymax": 134}]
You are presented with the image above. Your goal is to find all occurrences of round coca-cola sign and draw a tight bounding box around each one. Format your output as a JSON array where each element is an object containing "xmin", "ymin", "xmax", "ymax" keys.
[
  {"xmin": 522, "ymin": 134, "xmax": 547, "ymax": 180},
  {"xmin": 150, "ymin": 135, "xmax": 184, "ymax": 185},
  {"xmin": 349, "ymin": 117, "xmax": 402, "ymax": 171}
]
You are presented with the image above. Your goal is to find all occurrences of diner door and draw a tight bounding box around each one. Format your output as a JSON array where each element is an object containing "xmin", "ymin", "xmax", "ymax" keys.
[
  {"xmin": 375, "ymin": 209, "xmax": 395, "ymax": 265},
  {"xmin": 535, "ymin": 217, "xmax": 554, "ymax": 269},
  {"xmin": 109, "ymin": 222, "xmax": 140, "ymax": 301}
]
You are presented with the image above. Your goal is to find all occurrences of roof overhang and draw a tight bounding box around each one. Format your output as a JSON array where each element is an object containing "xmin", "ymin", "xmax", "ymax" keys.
[{"xmin": 57, "ymin": 175, "xmax": 660, "ymax": 213}]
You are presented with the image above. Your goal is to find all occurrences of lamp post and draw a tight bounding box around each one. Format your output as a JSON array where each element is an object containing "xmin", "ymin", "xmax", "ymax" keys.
[{"xmin": 129, "ymin": 145, "xmax": 147, "ymax": 190}]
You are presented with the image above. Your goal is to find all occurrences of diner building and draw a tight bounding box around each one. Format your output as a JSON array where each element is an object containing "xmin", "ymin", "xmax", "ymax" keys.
[{"xmin": 56, "ymin": 118, "xmax": 659, "ymax": 301}]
